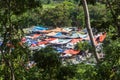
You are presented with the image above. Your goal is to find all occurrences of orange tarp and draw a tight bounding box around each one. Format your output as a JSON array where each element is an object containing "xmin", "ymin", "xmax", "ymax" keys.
[
  {"xmin": 63, "ymin": 49, "xmax": 80, "ymax": 55},
  {"xmin": 99, "ymin": 32, "xmax": 106, "ymax": 42},
  {"xmin": 40, "ymin": 30, "xmax": 51, "ymax": 33},
  {"xmin": 46, "ymin": 32, "xmax": 56, "ymax": 36},
  {"xmin": 50, "ymin": 27, "xmax": 63, "ymax": 32},
  {"xmin": 70, "ymin": 38, "xmax": 83, "ymax": 44}
]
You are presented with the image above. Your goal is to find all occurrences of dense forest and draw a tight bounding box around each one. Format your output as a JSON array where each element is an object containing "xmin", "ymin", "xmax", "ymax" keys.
[{"xmin": 0, "ymin": 0, "xmax": 120, "ymax": 80}]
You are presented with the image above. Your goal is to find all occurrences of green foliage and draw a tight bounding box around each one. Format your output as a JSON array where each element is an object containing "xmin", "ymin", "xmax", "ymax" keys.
[
  {"xmin": 3, "ymin": 1, "xmax": 109, "ymax": 29},
  {"xmin": 75, "ymin": 41, "xmax": 92, "ymax": 51},
  {"xmin": 0, "ymin": 0, "xmax": 42, "ymax": 80},
  {"xmin": 89, "ymin": 3, "xmax": 111, "ymax": 32},
  {"xmin": 40, "ymin": 1, "xmax": 108, "ymax": 28},
  {"xmin": 0, "ymin": 0, "xmax": 41, "ymax": 15},
  {"xmin": 0, "ymin": 0, "xmax": 41, "ymax": 32},
  {"xmin": 75, "ymin": 38, "xmax": 120, "ymax": 80},
  {"xmin": 33, "ymin": 46, "xmax": 61, "ymax": 69},
  {"xmin": 70, "ymin": 6, "xmax": 85, "ymax": 27},
  {"xmin": 57, "ymin": 65, "xmax": 77, "ymax": 80},
  {"xmin": 76, "ymin": 63, "xmax": 96, "ymax": 80},
  {"xmin": 33, "ymin": 46, "xmax": 77, "ymax": 80},
  {"xmin": 40, "ymin": 1, "xmax": 75, "ymax": 27},
  {"xmin": 94, "ymin": 38, "xmax": 120, "ymax": 80},
  {"xmin": 0, "ymin": 1, "xmax": 120, "ymax": 80},
  {"xmin": 43, "ymin": 4, "xmax": 56, "ymax": 9},
  {"xmin": 106, "ymin": 0, "xmax": 120, "ymax": 36},
  {"xmin": 0, "ymin": 41, "xmax": 31, "ymax": 79},
  {"xmin": 74, "ymin": 38, "xmax": 120, "ymax": 80}
]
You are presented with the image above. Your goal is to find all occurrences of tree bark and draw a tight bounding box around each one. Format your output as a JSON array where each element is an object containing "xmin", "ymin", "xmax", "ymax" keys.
[{"xmin": 81, "ymin": 0, "xmax": 99, "ymax": 63}]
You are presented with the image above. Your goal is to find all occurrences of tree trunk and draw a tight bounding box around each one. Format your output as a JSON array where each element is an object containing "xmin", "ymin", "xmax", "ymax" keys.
[
  {"xmin": 9, "ymin": 61, "xmax": 15, "ymax": 80},
  {"xmin": 81, "ymin": 0, "xmax": 99, "ymax": 63}
]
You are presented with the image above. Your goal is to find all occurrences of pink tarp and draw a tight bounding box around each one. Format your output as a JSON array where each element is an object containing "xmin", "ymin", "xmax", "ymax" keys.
[{"xmin": 63, "ymin": 49, "xmax": 80, "ymax": 55}]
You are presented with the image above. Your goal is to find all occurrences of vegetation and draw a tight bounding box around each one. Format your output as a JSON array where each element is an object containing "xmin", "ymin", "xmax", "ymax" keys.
[{"xmin": 0, "ymin": 0, "xmax": 120, "ymax": 80}]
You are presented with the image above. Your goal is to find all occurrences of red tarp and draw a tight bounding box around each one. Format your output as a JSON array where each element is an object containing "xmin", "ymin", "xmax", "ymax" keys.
[
  {"xmin": 31, "ymin": 44, "xmax": 37, "ymax": 47},
  {"xmin": 37, "ymin": 41, "xmax": 48, "ymax": 45},
  {"xmin": 31, "ymin": 34, "xmax": 41, "ymax": 39}
]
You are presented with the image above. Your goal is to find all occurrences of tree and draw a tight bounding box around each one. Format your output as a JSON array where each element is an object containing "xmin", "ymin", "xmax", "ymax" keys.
[
  {"xmin": 81, "ymin": 0, "xmax": 99, "ymax": 62},
  {"xmin": 82, "ymin": 38, "xmax": 120, "ymax": 80},
  {"xmin": 96, "ymin": 38, "xmax": 120, "ymax": 80},
  {"xmin": 40, "ymin": 1, "xmax": 75, "ymax": 27},
  {"xmin": 33, "ymin": 46, "xmax": 77, "ymax": 80},
  {"xmin": 0, "ymin": 0, "xmax": 41, "ymax": 80}
]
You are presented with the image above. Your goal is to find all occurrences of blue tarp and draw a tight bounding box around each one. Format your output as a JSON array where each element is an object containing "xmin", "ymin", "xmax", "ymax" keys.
[
  {"xmin": 31, "ymin": 40, "xmax": 38, "ymax": 44},
  {"xmin": 0, "ymin": 42, "xmax": 2, "ymax": 46},
  {"xmin": 55, "ymin": 32, "xmax": 62, "ymax": 37},
  {"xmin": 71, "ymin": 33, "xmax": 87, "ymax": 38},
  {"xmin": 32, "ymin": 26, "xmax": 48, "ymax": 32},
  {"xmin": 78, "ymin": 34, "xmax": 87, "ymax": 38},
  {"xmin": 55, "ymin": 47, "xmax": 64, "ymax": 53}
]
